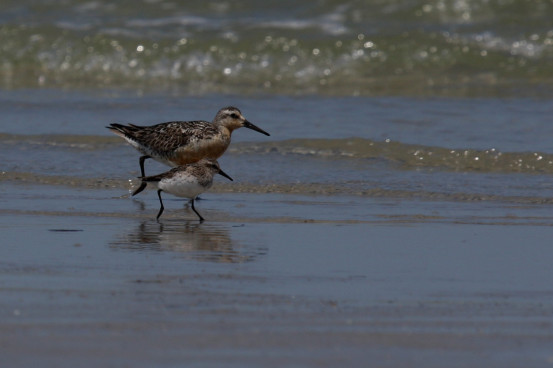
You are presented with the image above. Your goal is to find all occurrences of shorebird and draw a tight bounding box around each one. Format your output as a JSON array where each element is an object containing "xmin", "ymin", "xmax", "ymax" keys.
[
  {"xmin": 107, "ymin": 106, "xmax": 269, "ymax": 176},
  {"xmin": 132, "ymin": 159, "xmax": 233, "ymax": 222}
]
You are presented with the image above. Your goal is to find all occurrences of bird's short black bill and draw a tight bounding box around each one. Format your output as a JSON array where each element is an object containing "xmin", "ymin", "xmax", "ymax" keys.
[
  {"xmin": 218, "ymin": 169, "xmax": 233, "ymax": 181},
  {"xmin": 244, "ymin": 120, "xmax": 270, "ymax": 136}
]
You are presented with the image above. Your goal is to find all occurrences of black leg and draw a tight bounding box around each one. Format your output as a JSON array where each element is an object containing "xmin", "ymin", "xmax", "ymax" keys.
[
  {"xmin": 156, "ymin": 189, "xmax": 165, "ymax": 220},
  {"xmin": 132, "ymin": 182, "xmax": 147, "ymax": 196},
  {"xmin": 139, "ymin": 155, "xmax": 151, "ymax": 177},
  {"xmin": 190, "ymin": 198, "xmax": 205, "ymax": 222}
]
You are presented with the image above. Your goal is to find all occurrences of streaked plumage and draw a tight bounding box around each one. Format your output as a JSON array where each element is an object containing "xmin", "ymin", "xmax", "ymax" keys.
[
  {"xmin": 107, "ymin": 106, "xmax": 269, "ymax": 176},
  {"xmin": 132, "ymin": 159, "xmax": 233, "ymax": 222}
]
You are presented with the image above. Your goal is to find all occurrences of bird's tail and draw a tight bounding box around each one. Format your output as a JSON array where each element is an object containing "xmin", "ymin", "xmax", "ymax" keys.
[{"xmin": 106, "ymin": 123, "xmax": 141, "ymax": 138}]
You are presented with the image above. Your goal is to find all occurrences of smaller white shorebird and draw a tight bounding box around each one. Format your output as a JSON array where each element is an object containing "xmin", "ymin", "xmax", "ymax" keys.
[{"xmin": 132, "ymin": 159, "xmax": 233, "ymax": 222}]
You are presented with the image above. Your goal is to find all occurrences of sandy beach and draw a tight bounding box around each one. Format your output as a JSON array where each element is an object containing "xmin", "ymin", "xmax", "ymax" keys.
[{"xmin": 1, "ymin": 182, "xmax": 553, "ymax": 367}]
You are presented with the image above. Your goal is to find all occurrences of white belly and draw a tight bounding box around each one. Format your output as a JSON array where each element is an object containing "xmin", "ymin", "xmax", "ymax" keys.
[{"xmin": 158, "ymin": 175, "xmax": 210, "ymax": 199}]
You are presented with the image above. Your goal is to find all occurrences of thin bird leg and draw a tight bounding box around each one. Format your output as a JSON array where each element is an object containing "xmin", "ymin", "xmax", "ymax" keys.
[
  {"xmin": 139, "ymin": 155, "xmax": 151, "ymax": 177},
  {"xmin": 132, "ymin": 182, "xmax": 147, "ymax": 196},
  {"xmin": 190, "ymin": 198, "xmax": 205, "ymax": 222},
  {"xmin": 156, "ymin": 189, "xmax": 165, "ymax": 220}
]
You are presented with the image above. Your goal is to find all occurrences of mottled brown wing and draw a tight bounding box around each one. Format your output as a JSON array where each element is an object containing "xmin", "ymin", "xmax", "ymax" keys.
[{"xmin": 133, "ymin": 121, "xmax": 218, "ymax": 154}]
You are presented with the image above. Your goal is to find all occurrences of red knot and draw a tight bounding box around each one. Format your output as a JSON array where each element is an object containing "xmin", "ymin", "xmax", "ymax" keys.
[{"xmin": 107, "ymin": 106, "xmax": 269, "ymax": 176}]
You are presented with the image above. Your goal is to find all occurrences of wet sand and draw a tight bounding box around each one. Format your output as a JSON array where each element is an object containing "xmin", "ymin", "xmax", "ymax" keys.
[{"xmin": 1, "ymin": 185, "xmax": 553, "ymax": 367}]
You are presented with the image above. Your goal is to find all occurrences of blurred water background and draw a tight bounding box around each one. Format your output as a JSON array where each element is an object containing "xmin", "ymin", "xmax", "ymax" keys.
[{"xmin": 2, "ymin": 0, "xmax": 553, "ymax": 96}]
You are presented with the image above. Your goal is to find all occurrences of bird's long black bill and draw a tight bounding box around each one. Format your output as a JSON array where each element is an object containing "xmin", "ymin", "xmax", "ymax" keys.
[
  {"xmin": 244, "ymin": 120, "xmax": 270, "ymax": 136},
  {"xmin": 218, "ymin": 169, "xmax": 233, "ymax": 181}
]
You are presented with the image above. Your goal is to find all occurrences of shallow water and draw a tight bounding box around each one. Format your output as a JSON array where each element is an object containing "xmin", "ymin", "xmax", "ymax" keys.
[{"xmin": 2, "ymin": 90, "xmax": 553, "ymax": 204}]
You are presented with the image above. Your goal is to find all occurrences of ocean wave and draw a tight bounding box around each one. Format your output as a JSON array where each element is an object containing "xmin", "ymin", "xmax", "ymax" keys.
[
  {"xmin": 2, "ymin": 133, "xmax": 552, "ymax": 175},
  {"xmin": 231, "ymin": 138, "xmax": 553, "ymax": 174},
  {"xmin": 1, "ymin": 0, "xmax": 553, "ymax": 95},
  {"xmin": 0, "ymin": 133, "xmax": 117, "ymax": 150}
]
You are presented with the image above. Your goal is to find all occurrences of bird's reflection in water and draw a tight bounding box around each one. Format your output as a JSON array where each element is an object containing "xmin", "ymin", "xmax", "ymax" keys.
[{"xmin": 110, "ymin": 220, "xmax": 263, "ymax": 263}]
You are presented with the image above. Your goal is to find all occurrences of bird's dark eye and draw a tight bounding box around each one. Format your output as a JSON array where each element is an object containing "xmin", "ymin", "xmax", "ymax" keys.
[{"xmin": 230, "ymin": 113, "xmax": 239, "ymax": 119}]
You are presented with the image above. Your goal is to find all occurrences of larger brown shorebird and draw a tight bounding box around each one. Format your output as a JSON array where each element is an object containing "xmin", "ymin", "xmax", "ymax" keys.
[{"xmin": 107, "ymin": 106, "xmax": 270, "ymax": 176}]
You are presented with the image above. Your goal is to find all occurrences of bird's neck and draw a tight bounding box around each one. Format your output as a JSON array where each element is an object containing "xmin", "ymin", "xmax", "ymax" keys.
[{"xmin": 217, "ymin": 124, "xmax": 233, "ymax": 136}]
